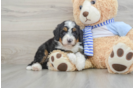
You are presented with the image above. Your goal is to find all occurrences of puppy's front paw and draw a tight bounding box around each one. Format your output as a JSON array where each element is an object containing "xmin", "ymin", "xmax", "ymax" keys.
[
  {"xmin": 67, "ymin": 53, "xmax": 77, "ymax": 64},
  {"xmin": 75, "ymin": 52, "xmax": 86, "ymax": 71},
  {"xmin": 31, "ymin": 63, "xmax": 42, "ymax": 71}
]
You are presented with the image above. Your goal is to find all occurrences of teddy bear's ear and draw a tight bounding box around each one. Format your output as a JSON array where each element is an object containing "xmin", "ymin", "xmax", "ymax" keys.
[{"xmin": 72, "ymin": 0, "xmax": 75, "ymax": 3}]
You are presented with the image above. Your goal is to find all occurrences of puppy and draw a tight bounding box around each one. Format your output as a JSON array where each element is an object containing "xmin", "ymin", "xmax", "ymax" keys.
[{"xmin": 26, "ymin": 20, "xmax": 86, "ymax": 71}]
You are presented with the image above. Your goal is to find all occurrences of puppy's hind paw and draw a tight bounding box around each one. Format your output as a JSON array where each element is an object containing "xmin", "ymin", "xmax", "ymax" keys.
[
  {"xmin": 32, "ymin": 63, "xmax": 42, "ymax": 71},
  {"xmin": 26, "ymin": 66, "xmax": 32, "ymax": 70}
]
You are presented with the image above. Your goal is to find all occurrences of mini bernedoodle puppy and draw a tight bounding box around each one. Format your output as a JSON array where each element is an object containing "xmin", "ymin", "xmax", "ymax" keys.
[{"xmin": 26, "ymin": 20, "xmax": 87, "ymax": 71}]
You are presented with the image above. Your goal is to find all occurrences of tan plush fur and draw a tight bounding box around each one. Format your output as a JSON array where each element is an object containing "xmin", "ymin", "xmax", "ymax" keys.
[
  {"xmin": 85, "ymin": 36, "xmax": 120, "ymax": 69},
  {"xmin": 72, "ymin": 0, "xmax": 133, "ymax": 74},
  {"xmin": 47, "ymin": 50, "xmax": 76, "ymax": 71},
  {"xmin": 73, "ymin": 0, "xmax": 118, "ymax": 27},
  {"xmin": 85, "ymin": 36, "xmax": 133, "ymax": 70},
  {"xmin": 47, "ymin": 0, "xmax": 133, "ymax": 74},
  {"xmin": 126, "ymin": 29, "xmax": 133, "ymax": 41},
  {"xmin": 105, "ymin": 37, "xmax": 133, "ymax": 74}
]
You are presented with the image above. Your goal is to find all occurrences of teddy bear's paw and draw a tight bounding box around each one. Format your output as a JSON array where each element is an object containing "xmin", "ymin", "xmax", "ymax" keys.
[
  {"xmin": 48, "ymin": 52, "xmax": 76, "ymax": 71},
  {"xmin": 108, "ymin": 43, "xmax": 133, "ymax": 74},
  {"xmin": 75, "ymin": 52, "xmax": 86, "ymax": 71}
]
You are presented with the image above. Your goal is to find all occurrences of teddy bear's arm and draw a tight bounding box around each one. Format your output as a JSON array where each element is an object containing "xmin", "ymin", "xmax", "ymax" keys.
[{"xmin": 106, "ymin": 22, "xmax": 132, "ymax": 37}]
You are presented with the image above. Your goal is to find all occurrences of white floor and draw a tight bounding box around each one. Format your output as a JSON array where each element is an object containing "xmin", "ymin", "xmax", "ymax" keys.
[{"xmin": 1, "ymin": 64, "xmax": 133, "ymax": 88}]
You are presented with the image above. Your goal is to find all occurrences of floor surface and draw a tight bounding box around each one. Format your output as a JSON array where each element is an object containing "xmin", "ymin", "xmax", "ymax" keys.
[{"xmin": 1, "ymin": 64, "xmax": 133, "ymax": 88}]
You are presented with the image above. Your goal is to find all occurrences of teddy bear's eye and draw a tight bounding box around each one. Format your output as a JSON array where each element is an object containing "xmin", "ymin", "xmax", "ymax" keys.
[
  {"xmin": 91, "ymin": 1, "xmax": 96, "ymax": 4},
  {"xmin": 79, "ymin": 5, "xmax": 82, "ymax": 10}
]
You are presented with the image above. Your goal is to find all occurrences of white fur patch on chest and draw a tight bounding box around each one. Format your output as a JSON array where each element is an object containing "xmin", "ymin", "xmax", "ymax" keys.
[
  {"xmin": 55, "ymin": 41, "xmax": 83, "ymax": 53},
  {"xmin": 92, "ymin": 26, "xmax": 115, "ymax": 38}
]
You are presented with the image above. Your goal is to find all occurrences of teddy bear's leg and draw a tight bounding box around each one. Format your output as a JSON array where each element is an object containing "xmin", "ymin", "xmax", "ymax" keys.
[
  {"xmin": 84, "ymin": 58, "xmax": 93, "ymax": 69},
  {"xmin": 126, "ymin": 29, "xmax": 133, "ymax": 41},
  {"xmin": 105, "ymin": 37, "xmax": 133, "ymax": 74},
  {"xmin": 47, "ymin": 50, "xmax": 76, "ymax": 71}
]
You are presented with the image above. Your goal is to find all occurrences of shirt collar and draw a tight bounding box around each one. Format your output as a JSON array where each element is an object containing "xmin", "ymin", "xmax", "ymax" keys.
[{"xmin": 85, "ymin": 18, "xmax": 115, "ymax": 29}]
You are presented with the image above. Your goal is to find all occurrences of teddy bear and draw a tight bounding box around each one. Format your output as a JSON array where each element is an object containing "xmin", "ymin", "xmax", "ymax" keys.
[{"xmin": 47, "ymin": 0, "xmax": 133, "ymax": 74}]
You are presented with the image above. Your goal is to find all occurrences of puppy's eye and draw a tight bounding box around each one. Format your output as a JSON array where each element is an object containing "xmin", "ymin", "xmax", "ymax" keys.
[
  {"xmin": 63, "ymin": 32, "xmax": 66, "ymax": 35},
  {"xmin": 72, "ymin": 32, "xmax": 77, "ymax": 35},
  {"xmin": 79, "ymin": 5, "xmax": 82, "ymax": 10},
  {"xmin": 91, "ymin": 0, "xmax": 96, "ymax": 4}
]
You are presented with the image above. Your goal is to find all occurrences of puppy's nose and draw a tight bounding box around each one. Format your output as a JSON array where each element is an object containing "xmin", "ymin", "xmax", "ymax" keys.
[
  {"xmin": 83, "ymin": 11, "xmax": 89, "ymax": 17},
  {"xmin": 68, "ymin": 39, "xmax": 73, "ymax": 43}
]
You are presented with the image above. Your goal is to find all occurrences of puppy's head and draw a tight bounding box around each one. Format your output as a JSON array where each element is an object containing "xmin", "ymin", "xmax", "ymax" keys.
[{"xmin": 53, "ymin": 21, "xmax": 83, "ymax": 47}]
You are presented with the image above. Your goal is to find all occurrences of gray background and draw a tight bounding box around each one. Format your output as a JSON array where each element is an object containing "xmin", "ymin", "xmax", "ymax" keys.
[{"xmin": 1, "ymin": 0, "xmax": 133, "ymax": 64}]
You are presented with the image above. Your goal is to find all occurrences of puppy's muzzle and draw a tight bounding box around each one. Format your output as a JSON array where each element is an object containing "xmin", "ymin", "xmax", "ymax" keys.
[{"xmin": 67, "ymin": 39, "xmax": 73, "ymax": 43}]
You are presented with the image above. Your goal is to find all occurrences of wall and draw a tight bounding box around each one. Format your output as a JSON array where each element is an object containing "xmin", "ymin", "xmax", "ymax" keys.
[{"xmin": 1, "ymin": 0, "xmax": 133, "ymax": 64}]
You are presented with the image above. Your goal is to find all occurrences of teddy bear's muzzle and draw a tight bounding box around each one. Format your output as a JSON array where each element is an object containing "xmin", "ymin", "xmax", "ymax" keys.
[{"xmin": 83, "ymin": 11, "xmax": 89, "ymax": 17}]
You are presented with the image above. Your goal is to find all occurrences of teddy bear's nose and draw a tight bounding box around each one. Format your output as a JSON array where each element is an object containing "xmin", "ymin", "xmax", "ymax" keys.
[{"xmin": 83, "ymin": 11, "xmax": 89, "ymax": 17}]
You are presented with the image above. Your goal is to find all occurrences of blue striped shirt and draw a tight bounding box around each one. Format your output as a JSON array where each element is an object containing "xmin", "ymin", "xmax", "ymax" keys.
[
  {"xmin": 83, "ymin": 18, "xmax": 114, "ymax": 56},
  {"xmin": 83, "ymin": 18, "xmax": 131, "ymax": 56}
]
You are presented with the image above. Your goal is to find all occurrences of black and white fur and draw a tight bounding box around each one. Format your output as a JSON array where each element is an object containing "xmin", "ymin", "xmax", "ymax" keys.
[{"xmin": 26, "ymin": 20, "xmax": 86, "ymax": 71}]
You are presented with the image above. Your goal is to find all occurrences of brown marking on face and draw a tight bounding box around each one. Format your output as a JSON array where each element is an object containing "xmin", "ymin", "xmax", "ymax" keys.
[
  {"xmin": 56, "ymin": 53, "xmax": 61, "ymax": 58},
  {"xmin": 72, "ymin": 28, "xmax": 77, "ymax": 31},
  {"xmin": 111, "ymin": 51, "xmax": 114, "ymax": 58},
  {"xmin": 117, "ymin": 48, "xmax": 124, "ymax": 57},
  {"xmin": 63, "ymin": 27, "xmax": 68, "ymax": 31},
  {"xmin": 57, "ymin": 63, "xmax": 68, "ymax": 71},
  {"xmin": 74, "ymin": 39, "xmax": 79, "ymax": 46},
  {"xmin": 40, "ymin": 50, "xmax": 49, "ymax": 64},
  {"xmin": 126, "ymin": 52, "xmax": 133, "ymax": 60},
  {"xmin": 76, "ymin": 39, "xmax": 79, "ymax": 42},
  {"xmin": 51, "ymin": 56, "xmax": 54, "ymax": 62},
  {"xmin": 112, "ymin": 64, "xmax": 127, "ymax": 71},
  {"xmin": 59, "ymin": 38, "xmax": 62, "ymax": 44}
]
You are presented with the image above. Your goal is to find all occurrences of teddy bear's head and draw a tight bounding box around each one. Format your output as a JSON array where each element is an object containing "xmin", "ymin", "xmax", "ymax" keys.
[{"xmin": 72, "ymin": 0, "xmax": 118, "ymax": 27}]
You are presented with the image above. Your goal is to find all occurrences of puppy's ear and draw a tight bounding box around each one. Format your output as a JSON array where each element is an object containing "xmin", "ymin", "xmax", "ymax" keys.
[
  {"xmin": 79, "ymin": 29, "xmax": 83, "ymax": 47},
  {"xmin": 77, "ymin": 25, "xmax": 83, "ymax": 43},
  {"xmin": 76, "ymin": 25, "xmax": 83, "ymax": 46},
  {"xmin": 53, "ymin": 24, "xmax": 60, "ymax": 41},
  {"xmin": 79, "ymin": 29, "xmax": 83, "ymax": 43}
]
